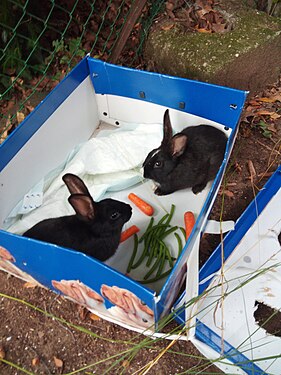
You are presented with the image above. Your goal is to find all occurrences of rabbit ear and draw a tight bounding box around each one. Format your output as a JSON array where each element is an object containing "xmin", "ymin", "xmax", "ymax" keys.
[
  {"xmin": 63, "ymin": 174, "xmax": 90, "ymax": 196},
  {"xmin": 68, "ymin": 194, "xmax": 96, "ymax": 221},
  {"xmin": 171, "ymin": 134, "xmax": 188, "ymax": 158},
  {"xmin": 161, "ymin": 109, "xmax": 173, "ymax": 148}
]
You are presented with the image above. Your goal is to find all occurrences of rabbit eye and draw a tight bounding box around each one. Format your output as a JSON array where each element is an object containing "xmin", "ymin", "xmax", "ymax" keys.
[
  {"xmin": 110, "ymin": 211, "xmax": 121, "ymax": 220},
  {"xmin": 154, "ymin": 161, "xmax": 162, "ymax": 168},
  {"xmin": 142, "ymin": 318, "xmax": 148, "ymax": 323}
]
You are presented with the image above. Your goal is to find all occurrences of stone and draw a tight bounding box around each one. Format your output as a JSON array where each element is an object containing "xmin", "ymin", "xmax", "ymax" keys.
[{"xmin": 144, "ymin": 5, "xmax": 281, "ymax": 95}]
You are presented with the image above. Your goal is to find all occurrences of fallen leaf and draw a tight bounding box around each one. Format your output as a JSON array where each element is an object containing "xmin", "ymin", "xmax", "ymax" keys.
[
  {"xmin": 218, "ymin": 189, "xmax": 234, "ymax": 198},
  {"xmin": 270, "ymin": 113, "xmax": 281, "ymax": 120},
  {"xmin": 258, "ymin": 93, "xmax": 281, "ymax": 103},
  {"xmin": 247, "ymin": 160, "xmax": 256, "ymax": 180},
  {"xmin": 54, "ymin": 356, "xmax": 63, "ymax": 368},
  {"xmin": 32, "ymin": 357, "xmax": 40, "ymax": 366},
  {"xmin": 211, "ymin": 23, "xmax": 227, "ymax": 33},
  {"xmin": 267, "ymin": 124, "xmax": 277, "ymax": 133},
  {"xmin": 248, "ymin": 100, "xmax": 261, "ymax": 106},
  {"xmin": 197, "ymin": 27, "xmax": 212, "ymax": 33},
  {"xmin": 23, "ymin": 281, "xmax": 37, "ymax": 289},
  {"xmin": 122, "ymin": 360, "xmax": 130, "ymax": 368},
  {"xmin": 78, "ymin": 305, "xmax": 89, "ymax": 320},
  {"xmin": 160, "ymin": 23, "xmax": 175, "ymax": 30},
  {"xmin": 258, "ymin": 97, "xmax": 276, "ymax": 103},
  {"xmin": 16, "ymin": 111, "xmax": 25, "ymax": 124},
  {"xmin": 223, "ymin": 190, "xmax": 234, "ymax": 198},
  {"xmin": 25, "ymin": 104, "xmax": 34, "ymax": 114},
  {"xmin": 233, "ymin": 161, "xmax": 242, "ymax": 173},
  {"xmin": 256, "ymin": 110, "xmax": 276, "ymax": 117},
  {"xmin": 89, "ymin": 313, "xmax": 101, "ymax": 321},
  {"xmin": 4, "ymin": 100, "xmax": 15, "ymax": 112},
  {"xmin": 0, "ymin": 345, "xmax": 5, "ymax": 359}
]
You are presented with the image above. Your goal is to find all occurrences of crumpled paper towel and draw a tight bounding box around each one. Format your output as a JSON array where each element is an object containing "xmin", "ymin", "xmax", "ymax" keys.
[{"xmin": 6, "ymin": 122, "xmax": 162, "ymax": 234}]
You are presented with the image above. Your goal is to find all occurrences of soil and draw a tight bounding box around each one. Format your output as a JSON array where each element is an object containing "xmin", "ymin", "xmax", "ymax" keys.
[{"xmin": 1, "ymin": 2, "xmax": 281, "ymax": 374}]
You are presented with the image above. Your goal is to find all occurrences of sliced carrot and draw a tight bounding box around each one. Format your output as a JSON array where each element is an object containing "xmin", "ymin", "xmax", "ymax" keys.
[
  {"xmin": 184, "ymin": 211, "xmax": 195, "ymax": 240},
  {"xmin": 128, "ymin": 193, "xmax": 154, "ymax": 216},
  {"xmin": 120, "ymin": 225, "xmax": 140, "ymax": 243}
]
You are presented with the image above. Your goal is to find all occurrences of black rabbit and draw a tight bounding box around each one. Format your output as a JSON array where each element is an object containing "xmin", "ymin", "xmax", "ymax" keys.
[
  {"xmin": 143, "ymin": 109, "xmax": 227, "ymax": 195},
  {"xmin": 23, "ymin": 173, "xmax": 132, "ymax": 261}
]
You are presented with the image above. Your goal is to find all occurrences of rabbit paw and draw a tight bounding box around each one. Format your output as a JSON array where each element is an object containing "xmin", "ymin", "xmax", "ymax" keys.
[
  {"xmin": 192, "ymin": 183, "xmax": 207, "ymax": 195},
  {"xmin": 154, "ymin": 186, "xmax": 165, "ymax": 196}
]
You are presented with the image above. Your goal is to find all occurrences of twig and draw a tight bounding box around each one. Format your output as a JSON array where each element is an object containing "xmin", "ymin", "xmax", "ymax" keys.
[{"xmin": 256, "ymin": 140, "xmax": 281, "ymax": 156}]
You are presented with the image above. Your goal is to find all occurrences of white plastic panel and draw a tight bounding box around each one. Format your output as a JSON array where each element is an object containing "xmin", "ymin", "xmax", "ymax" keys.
[
  {"xmin": 0, "ymin": 77, "xmax": 99, "ymax": 225},
  {"xmin": 96, "ymin": 94, "xmax": 232, "ymax": 133},
  {"xmin": 197, "ymin": 188, "xmax": 281, "ymax": 374}
]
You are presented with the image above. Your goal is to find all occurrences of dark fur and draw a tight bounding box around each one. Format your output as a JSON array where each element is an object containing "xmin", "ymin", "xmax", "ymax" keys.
[
  {"xmin": 143, "ymin": 109, "xmax": 227, "ymax": 195},
  {"xmin": 23, "ymin": 174, "xmax": 132, "ymax": 261}
]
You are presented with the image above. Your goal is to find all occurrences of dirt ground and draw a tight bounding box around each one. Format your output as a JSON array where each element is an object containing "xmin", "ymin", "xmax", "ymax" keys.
[{"xmin": 0, "ymin": 76, "xmax": 280, "ymax": 374}]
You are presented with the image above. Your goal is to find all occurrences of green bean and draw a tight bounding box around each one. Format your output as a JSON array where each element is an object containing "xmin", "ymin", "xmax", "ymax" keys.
[
  {"xmin": 157, "ymin": 213, "xmax": 170, "ymax": 225},
  {"xmin": 144, "ymin": 255, "xmax": 162, "ymax": 280},
  {"xmin": 139, "ymin": 268, "xmax": 173, "ymax": 284},
  {"xmin": 139, "ymin": 217, "xmax": 154, "ymax": 243},
  {"xmin": 129, "ymin": 204, "xmax": 178, "ymax": 282},
  {"xmin": 156, "ymin": 243, "xmax": 166, "ymax": 277},
  {"xmin": 164, "ymin": 244, "xmax": 174, "ymax": 268},
  {"xmin": 179, "ymin": 226, "xmax": 186, "ymax": 239},
  {"xmin": 139, "ymin": 223, "xmax": 171, "ymax": 240},
  {"xmin": 160, "ymin": 225, "xmax": 178, "ymax": 239},
  {"xmin": 174, "ymin": 232, "xmax": 183, "ymax": 259},
  {"xmin": 126, "ymin": 234, "xmax": 139, "ymax": 273},
  {"xmin": 162, "ymin": 204, "xmax": 175, "ymax": 228},
  {"xmin": 131, "ymin": 245, "xmax": 148, "ymax": 269},
  {"xmin": 146, "ymin": 237, "xmax": 157, "ymax": 267}
]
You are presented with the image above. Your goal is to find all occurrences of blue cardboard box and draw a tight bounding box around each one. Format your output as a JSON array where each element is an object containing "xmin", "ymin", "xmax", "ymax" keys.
[{"xmin": 0, "ymin": 56, "xmax": 247, "ymax": 333}]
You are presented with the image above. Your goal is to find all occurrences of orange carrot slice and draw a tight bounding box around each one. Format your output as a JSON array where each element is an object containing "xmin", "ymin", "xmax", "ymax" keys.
[
  {"xmin": 120, "ymin": 225, "xmax": 140, "ymax": 243},
  {"xmin": 184, "ymin": 211, "xmax": 195, "ymax": 240},
  {"xmin": 128, "ymin": 193, "xmax": 154, "ymax": 216}
]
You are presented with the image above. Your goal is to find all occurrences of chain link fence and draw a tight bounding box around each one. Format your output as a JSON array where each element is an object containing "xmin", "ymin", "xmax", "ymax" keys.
[{"xmin": 0, "ymin": 0, "xmax": 165, "ymax": 141}]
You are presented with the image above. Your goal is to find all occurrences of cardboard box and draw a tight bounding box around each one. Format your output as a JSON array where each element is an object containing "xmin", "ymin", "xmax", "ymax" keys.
[
  {"xmin": 176, "ymin": 166, "xmax": 281, "ymax": 374},
  {"xmin": 0, "ymin": 56, "xmax": 247, "ymax": 333}
]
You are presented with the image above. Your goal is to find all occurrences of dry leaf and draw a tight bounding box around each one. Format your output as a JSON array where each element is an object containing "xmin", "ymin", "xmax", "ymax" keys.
[
  {"xmin": 78, "ymin": 305, "xmax": 89, "ymax": 320},
  {"xmin": 259, "ymin": 93, "xmax": 281, "ymax": 103},
  {"xmin": 233, "ymin": 161, "xmax": 242, "ymax": 173},
  {"xmin": 16, "ymin": 112, "xmax": 25, "ymax": 124},
  {"xmin": 211, "ymin": 23, "xmax": 227, "ymax": 33},
  {"xmin": 247, "ymin": 160, "xmax": 256, "ymax": 180},
  {"xmin": 89, "ymin": 313, "xmax": 101, "ymax": 321},
  {"xmin": 23, "ymin": 281, "xmax": 37, "ymax": 289},
  {"xmin": 256, "ymin": 110, "xmax": 276, "ymax": 117},
  {"xmin": 270, "ymin": 113, "xmax": 281, "ymax": 120},
  {"xmin": 258, "ymin": 97, "xmax": 276, "ymax": 103},
  {"xmin": 160, "ymin": 23, "xmax": 175, "ymax": 30},
  {"xmin": 122, "ymin": 360, "xmax": 130, "ymax": 368},
  {"xmin": 54, "ymin": 356, "xmax": 63, "ymax": 368},
  {"xmin": 197, "ymin": 27, "xmax": 212, "ymax": 33},
  {"xmin": 267, "ymin": 124, "xmax": 277, "ymax": 133},
  {"xmin": 32, "ymin": 357, "xmax": 40, "ymax": 366},
  {"xmin": 4, "ymin": 100, "xmax": 15, "ymax": 113},
  {"xmin": 25, "ymin": 104, "xmax": 34, "ymax": 114},
  {"xmin": 223, "ymin": 190, "xmax": 234, "ymax": 198},
  {"xmin": 248, "ymin": 100, "xmax": 261, "ymax": 106},
  {"xmin": 0, "ymin": 345, "xmax": 5, "ymax": 359}
]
